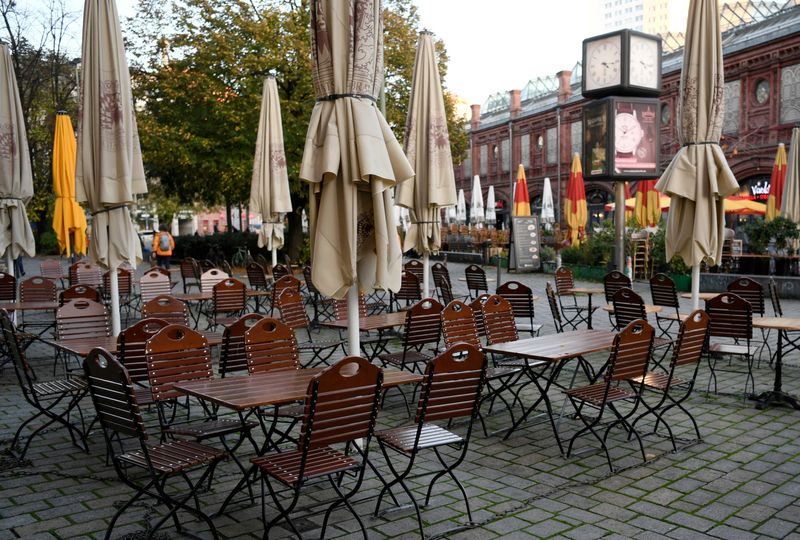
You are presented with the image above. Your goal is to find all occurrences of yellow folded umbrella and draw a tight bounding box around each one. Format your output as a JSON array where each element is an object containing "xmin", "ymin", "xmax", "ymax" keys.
[{"xmin": 52, "ymin": 114, "xmax": 88, "ymax": 256}]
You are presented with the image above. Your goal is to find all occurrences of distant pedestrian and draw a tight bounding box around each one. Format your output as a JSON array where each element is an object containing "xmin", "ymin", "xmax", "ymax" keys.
[{"xmin": 154, "ymin": 224, "xmax": 175, "ymax": 269}]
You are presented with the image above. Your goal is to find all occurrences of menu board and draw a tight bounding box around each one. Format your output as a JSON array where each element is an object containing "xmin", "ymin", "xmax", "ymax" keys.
[{"xmin": 512, "ymin": 216, "xmax": 541, "ymax": 272}]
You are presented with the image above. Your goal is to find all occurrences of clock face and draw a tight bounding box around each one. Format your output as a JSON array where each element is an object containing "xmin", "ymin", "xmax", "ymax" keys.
[
  {"xmin": 615, "ymin": 112, "xmax": 643, "ymax": 154},
  {"xmin": 585, "ymin": 35, "xmax": 622, "ymax": 91},
  {"xmin": 755, "ymin": 80, "xmax": 770, "ymax": 104},
  {"xmin": 629, "ymin": 35, "xmax": 659, "ymax": 89}
]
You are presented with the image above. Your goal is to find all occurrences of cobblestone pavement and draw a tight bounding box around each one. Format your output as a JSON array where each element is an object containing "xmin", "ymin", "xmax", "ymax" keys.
[{"xmin": 1, "ymin": 258, "xmax": 799, "ymax": 539}]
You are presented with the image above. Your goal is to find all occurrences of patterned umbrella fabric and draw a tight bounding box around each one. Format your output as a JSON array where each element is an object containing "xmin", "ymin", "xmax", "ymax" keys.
[
  {"xmin": 470, "ymin": 175, "xmax": 484, "ymax": 226},
  {"xmin": 0, "ymin": 43, "xmax": 35, "ymax": 267},
  {"xmin": 485, "ymin": 185, "xmax": 496, "ymax": 225},
  {"xmin": 655, "ymin": 0, "xmax": 738, "ymax": 271},
  {"xmin": 767, "ymin": 142, "xmax": 787, "ymax": 221},
  {"xmin": 396, "ymin": 31, "xmax": 456, "ymax": 256},
  {"xmin": 52, "ymin": 114, "xmax": 88, "ymax": 256},
  {"xmin": 783, "ymin": 128, "xmax": 800, "ymax": 222},
  {"xmin": 565, "ymin": 153, "xmax": 587, "ymax": 246},
  {"xmin": 635, "ymin": 179, "xmax": 661, "ymax": 227},
  {"xmin": 251, "ymin": 76, "xmax": 292, "ymax": 253},
  {"xmin": 513, "ymin": 164, "xmax": 531, "ymax": 217},
  {"xmin": 541, "ymin": 177, "xmax": 555, "ymax": 230},
  {"xmin": 300, "ymin": 0, "xmax": 413, "ymax": 300}
]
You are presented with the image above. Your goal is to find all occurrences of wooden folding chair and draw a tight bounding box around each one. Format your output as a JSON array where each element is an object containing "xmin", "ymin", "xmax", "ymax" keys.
[
  {"xmin": 378, "ymin": 298, "xmax": 442, "ymax": 374},
  {"xmin": 200, "ymin": 268, "xmax": 229, "ymax": 294},
  {"xmin": 142, "ymin": 295, "xmax": 191, "ymax": 327},
  {"xmin": 464, "ymin": 264, "xmax": 488, "ymax": 299},
  {"xmin": 0, "ymin": 271, "xmax": 16, "ymax": 302},
  {"xmin": 276, "ymin": 288, "xmax": 344, "ymax": 366},
  {"xmin": 603, "ymin": 270, "xmax": 631, "ymax": 326},
  {"xmin": 251, "ymin": 356, "xmax": 383, "ymax": 540},
  {"xmin": 219, "ymin": 313, "xmax": 265, "ymax": 377},
  {"xmin": 649, "ymin": 273, "xmax": 687, "ymax": 336},
  {"xmin": 496, "ymin": 280, "xmax": 543, "ymax": 337},
  {"xmin": 40, "ymin": 259, "xmax": 65, "ymax": 287},
  {"xmin": 706, "ymin": 292, "xmax": 755, "ymax": 397},
  {"xmin": 117, "ymin": 318, "xmax": 170, "ymax": 406},
  {"xmin": 554, "ymin": 267, "xmax": 596, "ymax": 329},
  {"xmin": 59, "ymin": 284, "xmax": 101, "ymax": 306},
  {"xmin": 728, "ymin": 277, "xmax": 770, "ymax": 363},
  {"xmin": 19, "ymin": 276, "xmax": 57, "ymax": 333},
  {"xmin": 69, "ymin": 262, "xmax": 102, "ymax": 288},
  {"xmin": 55, "ymin": 299, "xmax": 110, "ymax": 373},
  {"xmin": 139, "ymin": 269, "xmax": 172, "ymax": 304},
  {"xmin": 209, "ymin": 278, "xmax": 247, "ymax": 329},
  {"xmin": 391, "ymin": 270, "xmax": 422, "ymax": 312},
  {"xmin": 271, "ymin": 263, "xmax": 291, "ymax": 281},
  {"xmin": 270, "ymin": 275, "xmax": 301, "ymax": 316},
  {"xmin": 83, "ymin": 348, "xmax": 227, "ymax": 539},
  {"xmin": 564, "ymin": 319, "xmax": 655, "ymax": 472},
  {"xmin": 246, "ymin": 261, "xmax": 271, "ymax": 311},
  {"xmin": 373, "ymin": 343, "xmax": 486, "ymax": 538},
  {"xmin": 180, "ymin": 257, "xmax": 201, "ymax": 293},
  {"xmin": 403, "ymin": 259, "xmax": 424, "ymax": 283},
  {"xmin": 545, "ymin": 282, "xmax": 566, "ymax": 334},
  {"xmin": 303, "ymin": 264, "xmax": 332, "ymax": 326},
  {"xmin": 1, "ymin": 309, "xmax": 89, "ymax": 459}
]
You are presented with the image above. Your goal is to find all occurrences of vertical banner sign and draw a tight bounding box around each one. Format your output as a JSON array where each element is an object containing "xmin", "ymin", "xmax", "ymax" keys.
[{"xmin": 512, "ymin": 215, "xmax": 541, "ymax": 271}]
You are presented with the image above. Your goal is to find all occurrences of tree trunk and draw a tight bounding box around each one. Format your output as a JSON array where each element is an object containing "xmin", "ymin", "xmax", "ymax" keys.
[
  {"xmin": 285, "ymin": 211, "xmax": 303, "ymax": 263},
  {"xmin": 225, "ymin": 200, "xmax": 232, "ymax": 233}
]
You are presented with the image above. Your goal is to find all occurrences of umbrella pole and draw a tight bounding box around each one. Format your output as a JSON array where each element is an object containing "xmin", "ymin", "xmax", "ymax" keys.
[
  {"xmin": 422, "ymin": 254, "xmax": 430, "ymax": 298},
  {"xmin": 110, "ymin": 268, "xmax": 121, "ymax": 336},
  {"xmin": 271, "ymin": 247, "xmax": 278, "ymax": 268},
  {"xmin": 691, "ymin": 265, "xmax": 700, "ymax": 310},
  {"xmin": 347, "ymin": 284, "xmax": 360, "ymax": 356},
  {"xmin": 615, "ymin": 181, "xmax": 626, "ymax": 272},
  {"xmin": 5, "ymin": 248, "xmax": 13, "ymax": 279}
]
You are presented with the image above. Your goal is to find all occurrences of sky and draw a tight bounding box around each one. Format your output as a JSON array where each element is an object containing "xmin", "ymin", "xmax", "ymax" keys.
[{"xmin": 23, "ymin": 0, "xmax": 597, "ymax": 107}]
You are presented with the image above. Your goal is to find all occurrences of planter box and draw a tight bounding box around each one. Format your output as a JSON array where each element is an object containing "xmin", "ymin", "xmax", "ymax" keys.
[
  {"xmin": 565, "ymin": 264, "xmax": 607, "ymax": 282},
  {"xmin": 669, "ymin": 272, "xmax": 691, "ymax": 292}
]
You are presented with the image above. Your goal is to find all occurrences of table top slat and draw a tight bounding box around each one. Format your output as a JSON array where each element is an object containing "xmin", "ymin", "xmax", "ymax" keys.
[{"xmin": 483, "ymin": 329, "xmax": 616, "ymax": 361}]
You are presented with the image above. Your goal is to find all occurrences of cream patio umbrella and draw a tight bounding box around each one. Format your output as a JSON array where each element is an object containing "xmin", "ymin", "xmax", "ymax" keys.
[
  {"xmin": 655, "ymin": 0, "xmax": 738, "ymax": 309},
  {"xmin": 541, "ymin": 177, "xmax": 555, "ymax": 230},
  {"xmin": 0, "ymin": 43, "xmax": 36, "ymax": 277},
  {"xmin": 251, "ymin": 76, "xmax": 292, "ymax": 268},
  {"xmin": 396, "ymin": 31, "xmax": 457, "ymax": 298},
  {"xmin": 456, "ymin": 188, "xmax": 467, "ymax": 224},
  {"xmin": 76, "ymin": 0, "xmax": 147, "ymax": 335},
  {"xmin": 300, "ymin": 0, "xmax": 414, "ymax": 355},
  {"xmin": 781, "ymin": 128, "xmax": 800, "ymax": 223},
  {"xmin": 470, "ymin": 175, "xmax": 484, "ymax": 227},
  {"xmin": 485, "ymin": 185, "xmax": 496, "ymax": 226}
]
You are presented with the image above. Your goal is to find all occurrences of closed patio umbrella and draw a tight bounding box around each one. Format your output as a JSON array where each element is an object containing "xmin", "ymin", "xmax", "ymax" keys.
[
  {"xmin": 781, "ymin": 128, "xmax": 800, "ymax": 222},
  {"xmin": 396, "ymin": 31, "xmax": 457, "ymax": 297},
  {"xmin": 565, "ymin": 153, "xmax": 587, "ymax": 246},
  {"xmin": 766, "ymin": 143, "xmax": 786, "ymax": 221},
  {"xmin": 635, "ymin": 179, "xmax": 661, "ymax": 227},
  {"xmin": 300, "ymin": 0, "xmax": 414, "ymax": 354},
  {"xmin": 52, "ymin": 113, "xmax": 88, "ymax": 257},
  {"xmin": 470, "ymin": 175, "xmax": 484, "ymax": 227},
  {"xmin": 456, "ymin": 188, "xmax": 466, "ymax": 224},
  {"xmin": 724, "ymin": 196, "xmax": 765, "ymax": 215},
  {"xmin": 513, "ymin": 164, "xmax": 531, "ymax": 217},
  {"xmin": 0, "ymin": 43, "xmax": 36, "ymax": 276},
  {"xmin": 76, "ymin": 0, "xmax": 148, "ymax": 335},
  {"xmin": 251, "ymin": 76, "xmax": 292, "ymax": 268},
  {"xmin": 541, "ymin": 176, "xmax": 555, "ymax": 230},
  {"xmin": 485, "ymin": 185, "xmax": 496, "ymax": 226},
  {"xmin": 655, "ymin": 0, "xmax": 739, "ymax": 309}
]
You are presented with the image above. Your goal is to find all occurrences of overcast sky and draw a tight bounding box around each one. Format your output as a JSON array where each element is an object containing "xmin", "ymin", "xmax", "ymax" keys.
[{"xmin": 24, "ymin": 0, "xmax": 602, "ymax": 106}]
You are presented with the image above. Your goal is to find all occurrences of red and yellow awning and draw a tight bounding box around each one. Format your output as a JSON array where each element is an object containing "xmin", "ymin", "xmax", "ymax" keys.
[
  {"xmin": 635, "ymin": 179, "xmax": 661, "ymax": 227},
  {"xmin": 512, "ymin": 164, "xmax": 531, "ymax": 217},
  {"xmin": 564, "ymin": 153, "xmax": 587, "ymax": 246}
]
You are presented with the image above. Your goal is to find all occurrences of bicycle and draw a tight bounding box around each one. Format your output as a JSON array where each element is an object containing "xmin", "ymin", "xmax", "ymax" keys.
[{"xmin": 231, "ymin": 246, "xmax": 252, "ymax": 269}]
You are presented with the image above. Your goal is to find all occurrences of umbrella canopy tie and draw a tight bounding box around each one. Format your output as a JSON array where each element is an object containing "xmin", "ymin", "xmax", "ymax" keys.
[
  {"xmin": 682, "ymin": 141, "xmax": 718, "ymax": 147},
  {"xmin": 317, "ymin": 93, "xmax": 377, "ymax": 103},
  {"xmin": 261, "ymin": 220, "xmax": 283, "ymax": 224},
  {"xmin": 91, "ymin": 204, "xmax": 128, "ymax": 216}
]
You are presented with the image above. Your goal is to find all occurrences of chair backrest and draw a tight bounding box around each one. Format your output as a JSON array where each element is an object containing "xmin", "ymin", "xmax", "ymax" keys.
[
  {"xmin": 464, "ymin": 264, "xmax": 488, "ymax": 294},
  {"xmin": 272, "ymin": 275, "xmax": 301, "ymax": 310},
  {"xmin": 246, "ymin": 262, "xmax": 270, "ymax": 290},
  {"xmin": 415, "ymin": 343, "xmax": 486, "ymax": 425},
  {"xmin": 145, "ymin": 324, "xmax": 212, "ymax": 401},
  {"xmin": 727, "ymin": 277, "xmax": 765, "ymax": 316},
  {"xmin": 299, "ymin": 356, "xmax": 382, "ymax": 451},
  {"xmin": 199, "ymin": 259, "xmax": 215, "ymax": 273},
  {"xmin": 649, "ymin": 273, "xmax": 680, "ymax": 310},
  {"xmin": 469, "ymin": 294, "xmax": 490, "ymax": 337},
  {"xmin": 180, "ymin": 257, "xmax": 200, "ymax": 281},
  {"xmin": 303, "ymin": 265, "xmax": 322, "ymax": 296},
  {"xmin": 117, "ymin": 318, "xmax": 170, "ymax": 384},
  {"xmin": 212, "ymin": 277, "xmax": 246, "ymax": 314},
  {"xmin": 401, "ymin": 298, "xmax": 443, "ymax": 349},
  {"xmin": 431, "ymin": 262, "xmax": 451, "ymax": 289},
  {"xmin": 333, "ymin": 293, "xmax": 369, "ymax": 320},
  {"xmin": 1, "ymin": 309, "xmax": 36, "ymax": 396},
  {"xmin": 142, "ymin": 295, "xmax": 190, "ymax": 326},
  {"xmin": 70, "ymin": 262, "xmax": 102, "ymax": 288},
  {"xmin": 0, "ymin": 272, "xmax": 16, "ymax": 302},
  {"xmin": 706, "ymin": 292, "xmax": 752, "ymax": 340},
  {"xmin": 139, "ymin": 270, "xmax": 172, "ymax": 303},
  {"xmin": 218, "ymin": 260, "xmax": 233, "ymax": 276},
  {"xmin": 40, "ymin": 259, "xmax": 64, "ymax": 281},
  {"xmin": 545, "ymin": 282, "xmax": 564, "ymax": 333},
  {"xmin": 395, "ymin": 270, "xmax": 422, "ymax": 304},
  {"xmin": 605, "ymin": 319, "xmax": 654, "ymax": 383},
  {"xmin": 403, "ymin": 260, "xmax": 424, "ymax": 283},
  {"xmin": 201, "ymin": 268, "xmax": 229, "ymax": 293},
  {"xmin": 272, "ymin": 263, "xmax": 290, "ymax": 280},
  {"xmin": 20, "ymin": 276, "xmax": 56, "ymax": 303},
  {"xmin": 554, "ymin": 266, "xmax": 575, "ymax": 296},
  {"xmin": 255, "ymin": 253, "xmax": 269, "ymax": 269},
  {"xmin": 670, "ymin": 309, "xmax": 710, "ymax": 369},
  {"xmin": 60, "ymin": 284, "xmax": 101, "ymax": 306},
  {"xmin": 612, "ymin": 287, "xmax": 647, "ymax": 330},
  {"xmin": 276, "ymin": 288, "xmax": 311, "ymax": 330},
  {"xmin": 219, "ymin": 313, "xmax": 265, "ymax": 376},
  {"xmin": 604, "ymin": 270, "xmax": 631, "ymax": 303},
  {"xmin": 83, "ymin": 348, "xmax": 147, "ymax": 440},
  {"xmin": 496, "ymin": 280, "xmax": 535, "ymax": 321},
  {"xmin": 768, "ymin": 278, "xmax": 782, "ymax": 317},
  {"xmin": 56, "ymin": 299, "xmax": 110, "ymax": 340},
  {"xmin": 482, "ymin": 294, "xmax": 519, "ymax": 345},
  {"xmin": 102, "ymin": 268, "xmax": 132, "ymax": 297},
  {"xmin": 244, "ymin": 317, "xmax": 300, "ymax": 373},
  {"xmin": 441, "ymin": 300, "xmax": 481, "ymax": 349},
  {"xmin": 437, "ymin": 277, "xmax": 457, "ymax": 305},
  {"xmin": 146, "ymin": 266, "xmax": 171, "ymax": 277}
]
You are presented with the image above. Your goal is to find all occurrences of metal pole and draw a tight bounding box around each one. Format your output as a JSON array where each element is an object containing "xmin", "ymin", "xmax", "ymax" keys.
[
  {"xmin": 110, "ymin": 267, "xmax": 121, "ymax": 336},
  {"xmin": 5, "ymin": 249, "xmax": 12, "ymax": 279},
  {"xmin": 691, "ymin": 266, "xmax": 700, "ymax": 310},
  {"xmin": 556, "ymin": 107, "xmax": 562, "ymax": 225},
  {"xmin": 615, "ymin": 181, "xmax": 625, "ymax": 272},
  {"xmin": 271, "ymin": 248, "xmax": 278, "ymax": 268},
  {"xmin": 347, "ymin": 284, "xmax": 360, "ymax": 356},
  {"xmin": 422, "ymin": 254, "xmax": 430, "ymax": 298}
]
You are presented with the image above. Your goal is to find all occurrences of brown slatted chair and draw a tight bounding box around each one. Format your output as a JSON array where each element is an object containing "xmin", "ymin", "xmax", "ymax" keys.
[
  {"xmin": 83, "ymin": 348, "xmax": 226, "ymax": 540},
  {"xmin": 139, "ymin": 269, "xmax": 173, "ymax": 304},
  {"xmin": 276, "ymin": 288, "xmax": 344, "ymax": 366},
  {"xmin": 706, "ymin": 292, "xmax": 755, "ymax": 397},
  {"xmin": 246, "ymin": 261, "xmax": 272, "ymax": 313},
  {"xmin": 464, "ymin": 264, "xmax": 489, "ymax": 299},
  {"xmin": 56, "ymin": 298, "xmax": 110, "ymax": 341},
  {"xmin": 0, "ymin": 271, "xmax": 16, "ymax": 302},
  {"xmin": 218, "ymin": 259, "xmax": 233, "ymax": 276},
  {"xmin": 199, "ymin": 259, "xmax": 216, "ymax": 273},
  {"xmin": 209, "ymin": 277, "xmax": 247, "ymax": 329},
  {"xmin": 251, "ymin": 356, "xmax": 383, "ymax": 540},
  {"xmin": 219, "ymin": 313, "xmax": 265, "ymax": 377},
  {"xmin": 373, "ymin": 343, "xmax": 487, "ymax": 537},
  {"xmin": 180, "ymin": 257, "xmax": 201, "ymax": 293},
  {"xmin": 69, "ymin": 262, "xmax": 102, "ymax": 288},
  {"xmin": 200, "ymin": 268, "xmax": 229, "ymax": 294},
  {"xmin": 40, "ymin": 259, "xmax": 65, "ymax": 286},
  {"xmin": 303, "ymin": 264, "xmax": 332, "ymax": 325},
  {"xmin": 649, "ymin": 273, "xmax": 687, "ymax": 336},
  {"xmin": 271, "ymin": 262, "xmax": 291, "ymax": 281},
  {"xmin": 59, "ymin": 284, "xmax": 101, "ymax": 306},
  {"xmin": 612, "ymin": 287, "xmax": 672, "ymax": 366},
  {"xmin": 631, "ymin": 310, "xmax": 710, "ymax": 450},
  {"xmin": 432, "ymin": 262, "xmax": 468, "ymax": 305},
  {"xmin": 554, "ymin": 266, "xmax": 596, "ymax": 329},
  {"xmin": 564, "ymin": 319, "xmax": 655, "ymax": 472},
  {"xmin": 142, "ymin": 295, "xmax": 191, "ymax": 327},
  {"xmin": 255, "ymin": 254, "xmax": 269, "ymax": 270},
  {"xmin": 470, "ymin": 293, "xmax": 491, "ymax": 339},
  {"xmin": 728, "ymin": 276, "xmax": 770, "ymax": 362},
  {"xmin": 378, "ymin": 298, "xmax": 443, "ymax": 374},
  {"xmin": 270, "ymin": 274, "xmax": 301, "ymax": 316},
  {"xmin": 102, "ymin": 268, "xmax": 133, "ymax": 322},
  {"xmin": 117, "ymin": 318, "xmax": 170, "ymax": 406},
  {"xmin": 146, "ymin": 324, "xmax": 257, "ymax": 485},
  {"xmin": 146, "ymin": 265, "xmax": 171, "ymax": 277},
  {"xmin": 403, "ymin": 259, "xmax": 424, "ymax": 283},
  {"xmin": 18, "ymin": 276, "xmax": 57, "ymax": 333},
  {"xmin": 603, "ymin": 270, "xmax": 632, "ymax": 326},
  {"xmin": 1, "ymin": 309, "xmax": 89, "ymax": 458},
  {"xmin": 545, "ymin": 282, "xmax": 565, "ymax": 334},
  {"xmin": 391, "ymin": 270, "xmax": 422, "ymax": 311},
  {"xmin": 496, "ymin": 280, "xmax": 543, "ymax": 337}
]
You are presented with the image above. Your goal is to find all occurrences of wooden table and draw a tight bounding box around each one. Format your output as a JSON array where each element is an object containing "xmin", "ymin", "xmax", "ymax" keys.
[
  {"xmin": 566, "ymin": 288, "xmax": 604, "ymax": 329},
  {"xmin": 680, "ymin": 292, "xmax": 718, "ymax": 301},
  {"xmin": 751, "ymin": 317, "xmax": 800, "ymax": 410},
  {"xmin": 321, "ymin": 311, "xmax": 407, "ymax": 331},
  {"xmin": 0, "ymin": 301, "xmax": 59, "ymax": 311},
  {"xmin": 174, "ymin": 290, "xmax": 271, "ymax": 302},
  {"xmin": 601, "ymin": 304, "xmax": 663, "ymax": 314},
  {"xmin": 46, "ymin": 331, "xmax": 224, "ymax": 357},
  {"xmin": 483, "ymin": 329, "xmax": 617, "ymax": 451}
]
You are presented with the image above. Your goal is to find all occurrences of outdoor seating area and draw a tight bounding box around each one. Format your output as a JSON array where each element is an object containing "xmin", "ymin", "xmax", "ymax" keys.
[{"xmin": 1, "ymin": 259, "xmax": 799, "ymax": 539}]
